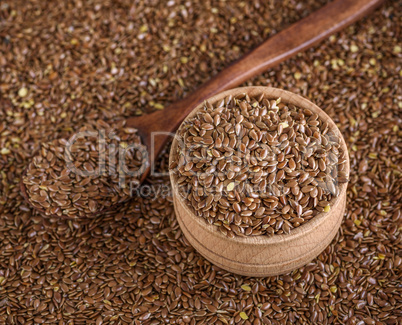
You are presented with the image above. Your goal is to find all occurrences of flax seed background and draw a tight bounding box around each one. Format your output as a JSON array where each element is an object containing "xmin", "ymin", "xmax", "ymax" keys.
[{"xmin": 0, "ymin": 0, "xmax": 400, "ymax": 324}]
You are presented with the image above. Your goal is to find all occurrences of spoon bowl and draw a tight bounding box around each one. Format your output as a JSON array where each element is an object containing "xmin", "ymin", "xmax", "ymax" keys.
[{"xmin": 20, "ymin": 160, "xmax": 128, "ymax": 219}]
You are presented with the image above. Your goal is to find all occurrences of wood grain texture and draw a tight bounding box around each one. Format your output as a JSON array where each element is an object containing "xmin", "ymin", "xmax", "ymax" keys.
[
  {"xmin": 127, "ymin": 0, "xmax": 382, "ymax": 182},
  {"xmin": 169, "ymin": 87, "xmax": 350, "ymax": 277}
]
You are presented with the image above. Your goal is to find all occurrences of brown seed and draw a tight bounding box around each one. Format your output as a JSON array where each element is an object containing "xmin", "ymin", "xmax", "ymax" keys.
[{"xmin": 255, "ymin": 207, "xmax": 265, "ymax": 218}]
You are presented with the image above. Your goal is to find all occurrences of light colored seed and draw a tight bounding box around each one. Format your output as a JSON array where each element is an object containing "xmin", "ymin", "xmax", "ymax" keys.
[
  {"xmin": 241, "ymin": 284, "xmax": 251, "ymax": 291},
  {"xmin": 226, "ymin": 182, "xmax": 235, "ymax": 191},
  {"xmin": 18, "ymin": 87, "xmax": 28, "ymax": 97}
]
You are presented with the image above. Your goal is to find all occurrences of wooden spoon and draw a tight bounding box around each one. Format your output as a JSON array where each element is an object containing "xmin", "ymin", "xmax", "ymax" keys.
[
  {"xmin": 21, "ymin": 0, "xmax": 383, "ymax": 216},
  {"xmin": 127, "ymin": 0, "xmax": 383, "ymax": 182}
]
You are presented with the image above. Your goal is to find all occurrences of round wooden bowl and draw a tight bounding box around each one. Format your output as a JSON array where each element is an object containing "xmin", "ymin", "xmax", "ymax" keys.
[{"xmin": 169, "ymin": 86, "xmax": 349, "ymax": 277}]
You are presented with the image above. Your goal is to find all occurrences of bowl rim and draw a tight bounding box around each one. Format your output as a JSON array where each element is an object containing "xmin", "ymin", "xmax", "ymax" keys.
[{"xmin": 169, "ymin": 86, "xmax": 350, "ymax": 245}]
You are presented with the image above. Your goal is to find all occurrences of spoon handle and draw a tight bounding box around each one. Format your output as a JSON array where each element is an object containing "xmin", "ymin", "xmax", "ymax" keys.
[{"xmin": 127, "ymin": 0, "xmax": 383, "ymax": 172}]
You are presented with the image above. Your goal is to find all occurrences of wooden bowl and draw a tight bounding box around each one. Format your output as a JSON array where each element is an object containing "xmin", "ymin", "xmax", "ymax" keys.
[{"xmin": 169, "ymin": 87, "xmax": 349, "ymax": 277}]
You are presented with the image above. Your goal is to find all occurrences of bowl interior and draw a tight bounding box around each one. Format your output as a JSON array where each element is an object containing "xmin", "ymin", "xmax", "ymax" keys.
[{"xmin": 169, "ymin": 86, "xmax": 350, "ymax": 245}]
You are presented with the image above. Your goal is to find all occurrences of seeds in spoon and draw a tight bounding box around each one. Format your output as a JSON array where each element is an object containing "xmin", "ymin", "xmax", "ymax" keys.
[{"xmin": 23, "ymin": 122, "xmax": 146, "ymax": 218}]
